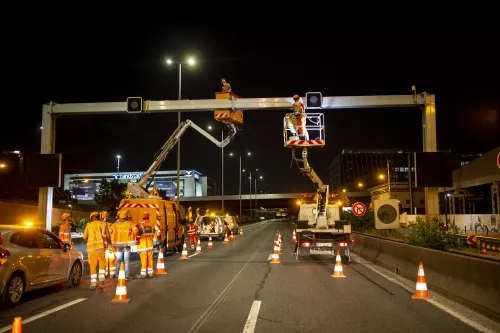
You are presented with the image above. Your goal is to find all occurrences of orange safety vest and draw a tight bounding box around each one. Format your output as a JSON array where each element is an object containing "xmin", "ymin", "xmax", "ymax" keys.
[
  {"xmin": 110, "ymin": 221, "xmax": 135, "ymax": 246},
  {"xmin": 59, "ymin": 222, "xmax": 72, "ymax": 244},
  {"xmin": 84, "ymin": 221, "xmax": 107, "ymax": 252},
  {"xmin": 187, "ymin": 224, "xmax": 196, "ymax": 236},
  {"xmin": 293, "ymin": 101, "xmax": 305, "ymax": 115},
  {"xmin": 133, "ymin": 221, "xmax": 155, "ymax": 252}
]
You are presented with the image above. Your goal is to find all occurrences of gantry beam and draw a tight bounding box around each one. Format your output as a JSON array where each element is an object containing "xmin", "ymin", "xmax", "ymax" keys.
[{"xmin": 48, "ymin": 94, "xmax": 427, "ymax": 115}]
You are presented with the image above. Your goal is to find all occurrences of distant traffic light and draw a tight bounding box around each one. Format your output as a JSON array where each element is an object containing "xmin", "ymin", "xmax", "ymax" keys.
[
  {"xmin": 127, "ymin": 97, "xmax": 143, "ymax": 113},
  {"xmin": 305, "ymin": 92, "xmax": 322, "ymax": 109}
]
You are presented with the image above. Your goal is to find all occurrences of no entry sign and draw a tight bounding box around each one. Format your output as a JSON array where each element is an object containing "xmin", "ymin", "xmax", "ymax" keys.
[{"xmin": 352, "ymin": 202, "xmax": 366, "ymax": 217}]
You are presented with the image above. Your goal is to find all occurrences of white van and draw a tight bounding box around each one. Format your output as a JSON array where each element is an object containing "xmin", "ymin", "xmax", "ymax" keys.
[{"xmin": 195, "ymin": 215, "xmax": 225, "ymax": 240}]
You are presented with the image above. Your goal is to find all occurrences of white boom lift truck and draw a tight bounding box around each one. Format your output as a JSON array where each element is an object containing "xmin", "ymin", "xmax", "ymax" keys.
[
  {"xmin": 283, "ymin": 96, "xmax": 351, "ymax": 260},
  {"xmin": 127, "ymin": 119, "xmax": 237, "ymax": 198}
]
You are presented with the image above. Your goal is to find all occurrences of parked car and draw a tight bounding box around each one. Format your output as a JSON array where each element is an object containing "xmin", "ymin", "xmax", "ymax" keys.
[{"xmin": 0, "ymin": 224, "xmax": 84, "ymax": 307}]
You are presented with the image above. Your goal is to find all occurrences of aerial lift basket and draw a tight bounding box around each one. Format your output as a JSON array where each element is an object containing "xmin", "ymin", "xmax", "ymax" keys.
[{"xmin": 214, "ymin": 92, "xmax": 243, "ymax": 125}]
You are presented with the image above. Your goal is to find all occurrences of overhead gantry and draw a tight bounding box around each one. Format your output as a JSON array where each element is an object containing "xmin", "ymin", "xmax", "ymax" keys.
[{"xmin": 39, "ymin": 90, "xmax": 437, "ymax": 229}]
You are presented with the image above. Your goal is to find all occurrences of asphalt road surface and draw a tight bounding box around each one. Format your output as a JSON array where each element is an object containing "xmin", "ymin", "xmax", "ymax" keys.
[{"xmin": 0, "ymin": 220, "xmax": 498, "ymax": 333}]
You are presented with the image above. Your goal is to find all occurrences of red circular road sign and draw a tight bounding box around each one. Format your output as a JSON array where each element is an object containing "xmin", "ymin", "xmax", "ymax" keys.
[{"xmin": 352, "ymin": 202, "xmax": 366, "ymax": 217}]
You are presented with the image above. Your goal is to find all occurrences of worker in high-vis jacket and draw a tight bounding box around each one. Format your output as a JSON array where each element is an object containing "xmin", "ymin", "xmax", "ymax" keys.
[
  {"xmin": 84, "ymin": 212, "xmax": 109, "ymax": 289},
  {"xmin": 59, "ymin": 213, "xmax": 72, "ymax": 245},
  {"xmin": 221, "ymin": 77, "xmax": 231, "ymax": 92},
  {"xmin": 187, "ymin": 218, "xmax": 197, "ymax": 249},
  {"xmin": 100, "ymin": 211, "xmax": 116, "ymax": 278},
  {"xmin": 110, "ymin": 210, "xmax": 135, "ymax": 280},
  {"xmin": 133, "ymin": 212, "xmax": 155, "ymax": 278},
  {"xmin": 292, "ymin": 94, "xmax": 308, "ymax": 139}
]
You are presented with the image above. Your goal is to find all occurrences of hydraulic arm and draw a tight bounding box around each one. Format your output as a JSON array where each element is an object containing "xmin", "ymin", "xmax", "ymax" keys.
[{"xmin": 128, "ymin": 120, "xmax": 237, "ymax": 198}]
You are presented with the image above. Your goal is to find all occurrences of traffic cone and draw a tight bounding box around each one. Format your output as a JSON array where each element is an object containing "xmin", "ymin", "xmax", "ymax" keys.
[
  {"xmin": 11, "ymin": 317, "xmax": 22, "ymax": 333},
  {"xmin": 240, "ymin": 228, "xmax": 243, "ymax": 236},
  {"xmin": 154, "ymin": 248, "xmax": 168, "ymax": 275},
  {"xmin": 224, "ymin": 233, "xmax": 230, "ymax": 244},
  {"xmin": 208, "ymin": 236, "xmax": 213, "ymax": 249},
  {"xmin": 180, "ymin": 241, "xmax": 189, "ymax": 259},
  {"xmin": 196, "ymin": 238, "xmax": 202, "ymax": 254},
  {"xmin": 411, "ymin": 262, "xmax": 431, "ymax": 300},
  {"xmin": 278, "ymin": 235, "xmax": 282, "ymax": 254},
  {"xmin": 292, "ymin": 231, "xmax": 297, "ymax": 243},
  {"xmin": 481, "ymin": 240, "xmax": 487, "ymax": 255},
  {"xmin": 331, "ymin": 250, "xmax": 346, "ymax": 278},
  {"xmin": 271, "ymin": 239, "xmax": 280, "ymax": 264},
  {"xmin": 111, "ymin": 262, "xmax": 131, "ymax": 304},
  {"xmin": 230, "ymin": 230, "xmax": 235, "ymax": 240}
]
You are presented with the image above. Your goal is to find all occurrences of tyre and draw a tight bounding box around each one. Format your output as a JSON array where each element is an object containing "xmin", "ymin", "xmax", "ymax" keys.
[
  {"xmin": 68, "ymin": 261, "xmax": 83, "ymax": 287},
  {"xmin": 3, "ymin": 272, "xmax": 25, "ymax": 307}
]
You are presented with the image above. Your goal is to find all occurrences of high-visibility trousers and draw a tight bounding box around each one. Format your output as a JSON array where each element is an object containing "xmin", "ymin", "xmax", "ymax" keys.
[
  {"xmin": 88, "ymin": 250, "xmax": 106, "ymax": 286},
  {"xmin": 188, "ymin": 234, "xmax": 196, "ymax": 247},
  {"xmin": 139, "ymin": 251, "xmax": 154, "ymax": 277},
  {"xmin": 105, "ymin": 250, "xmax": 116, "ymax": 277}
]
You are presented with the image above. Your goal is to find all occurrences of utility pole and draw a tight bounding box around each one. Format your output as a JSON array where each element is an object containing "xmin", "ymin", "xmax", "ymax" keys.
[
  {"xmin": 176, "ymin": 63, "xmax": 181, "ymax": 208},
  {"xmin": 407, "ymin": 153, "xmax": 413, "ymax": 213},
  {"xmin": 221, "ymin": 130, "xmax": 224, "ymax": 213},
  {"xmin": 387, "ymin": 159, "xmax": 391, "ymax": 199}
]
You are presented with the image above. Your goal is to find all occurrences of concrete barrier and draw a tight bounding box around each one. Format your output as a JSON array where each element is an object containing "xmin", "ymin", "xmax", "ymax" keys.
[{"xmin": 351, "ymin": 232, "xmax": 500, "ymax": 320}]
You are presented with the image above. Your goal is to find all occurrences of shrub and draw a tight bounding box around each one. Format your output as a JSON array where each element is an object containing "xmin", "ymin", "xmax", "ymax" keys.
[{"xmin": 408, "ymin": 216, "xmax": 447, "ymax": 250}]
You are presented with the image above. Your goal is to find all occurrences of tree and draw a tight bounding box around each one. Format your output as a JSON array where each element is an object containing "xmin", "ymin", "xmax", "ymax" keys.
[{"xmin": 95, "ymin": 179, "xmax": 128, "ymax": 215}]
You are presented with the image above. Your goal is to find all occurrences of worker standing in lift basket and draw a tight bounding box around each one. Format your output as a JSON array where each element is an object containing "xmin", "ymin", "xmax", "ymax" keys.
[
  {"xmin": 59, "ymin": 213, "xmax": 72, "ymax": 245},
  {"xmin": 221, "ymin": 77, "xmax": 231, "ymax": 92},
  {"xmin": 292, "ymin": 94, "xmax": 308, "ymax": 140},
  {"xmin": 133, "ymin": 212, "xmax": 155, "ymax": 278},
  {"xmin": 84, "ymin": 212, "xmax": 109, "ymax": 290}
]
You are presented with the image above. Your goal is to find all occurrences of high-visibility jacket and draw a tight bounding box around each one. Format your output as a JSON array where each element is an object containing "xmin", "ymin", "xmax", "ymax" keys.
[
  {"xmin": 133, "ymin": 221, "xmax": 155, "ymax": 252},
  {"xmin": 110, "ymin": 221, "xmax": 135, "ymax": 247},
  {"xmin": 101, "ymin": 222, "xmax": 113, "ymax": 248},
  {"xmin": 84, "ymin": 221, "xmax": 108, "ymax": 252},
  {"xmin": 187, "ymin": 224, "xmax": 196, "ymax": 236},
  {"xmin": 59, "ymin": 222, "xmax": 72, "ymax": 244},
  {"xmin": 292, "ymin": 101, "xmax": 305, "ymax": 115}
]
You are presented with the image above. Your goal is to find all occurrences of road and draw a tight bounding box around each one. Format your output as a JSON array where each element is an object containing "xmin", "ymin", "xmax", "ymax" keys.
[{"xmin": 0, "ymin": 220, "xmax": 498, "ymax": 333}]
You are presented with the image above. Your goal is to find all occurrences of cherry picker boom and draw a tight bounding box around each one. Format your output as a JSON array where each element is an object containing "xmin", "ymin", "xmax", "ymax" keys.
[
  {"xmin": 127, "ymin": 119, "xmax": 237, "ymax": 198},
  {"xmin": 283, "ymin": 107, "xmax": 351, "ymax": 260}
]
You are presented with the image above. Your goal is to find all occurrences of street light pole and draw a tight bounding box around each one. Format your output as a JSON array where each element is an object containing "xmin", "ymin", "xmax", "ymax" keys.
[
  {"xmin": 249, "ymin": 172, "xmax": 252, "ymax": 221},
  {"xmin": 239, "ymin": 155, "xmax": 242, "ymax": 219},
  {"xmin": 176, "ymin": 63, "xmax": 182, "ymax": 208},
  {"xmin": 117, "ymin": 155, "xmax": 121, "ymax": 176},
  {"xmin": 255, "ymin": 178, "xmax": 257, "ymax": 217},
  {"xmin": 221, "ymin": 130, "xmax": 224, "ymax": 213}
]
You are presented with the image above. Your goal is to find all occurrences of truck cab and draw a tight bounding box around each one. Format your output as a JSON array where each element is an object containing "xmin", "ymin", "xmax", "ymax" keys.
[{"xmin": 118, "ymin": 198, "xmax": 183, "ymax": 253}]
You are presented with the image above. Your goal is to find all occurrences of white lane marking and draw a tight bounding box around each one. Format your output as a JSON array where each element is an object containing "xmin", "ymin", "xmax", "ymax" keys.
[
  {"xmin": 187, "ymin": 249, "xmax": 259, "ymax": 333},
  {"xmin": 188, "ymin": 253, "xmax": 200, "ymax": 258},
  {"xmin": 242, "ymin": 300, "xmax": 262, "ymax": 333},
  {"xmin": 0, "ymin": 298, "xmax": 87, "ymax": 333},
  {"xmin": 356, "ymin": 256, "xmax": 497, "ymax": 333}
]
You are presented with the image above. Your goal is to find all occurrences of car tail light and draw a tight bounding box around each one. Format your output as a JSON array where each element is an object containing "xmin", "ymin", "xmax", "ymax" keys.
[
  {"xmin": 301, "ymin": 242, "xmax": 311, "ymax": 247},
  {"xmin": 338, "ymin": 242, "xmax": 348, "ymax": 247},
  {"xmin": 0, "ymin": 249, "xmax": 11, "ymax": 264}
]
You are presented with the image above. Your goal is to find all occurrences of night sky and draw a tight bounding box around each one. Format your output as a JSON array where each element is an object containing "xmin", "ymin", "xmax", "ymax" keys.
[{"xmin": 4, "ymin": 26, "xmax": 499, "ymax": 194}]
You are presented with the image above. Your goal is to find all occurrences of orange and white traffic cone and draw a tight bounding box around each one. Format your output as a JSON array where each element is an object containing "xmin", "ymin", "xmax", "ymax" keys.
[
  {"xmin": 180, "ymin": 241, "xmax": 189, "ymax": 259},
  {"xmin": 481, "ymin": 240, "xmax": 487, "ymax": 255},
  {"xmin": 208, "ymin": 236, "xmax": 213, "ymax": 249},
  {"xmin": 411, "ymin": 262, "xmax": 431, "ymax": 299},
  {"xmin": 230, "ymin": 230, "xmax": 235, "ymax": 240},
  {"xmin": 278, "ymin": 235, "xmax": 282, "ymax": 254},
  {"xmin": 271, "ymin": 239, "xmax": 280, "ymax": 264},
  {"xmin": 331, "ymin": 250, "xmax": 346, "ymax": 278},
  {"xmin": 154, "ymin": 248, "xmax": 168, "ymax": 275},
  {"xmin": 11, "ymin": 317, "xmax": 22, "ymax": 333},
  {"xmin": 240, "ymin": 228, "xmax": 243, "ymax": 236},
  {"xmin": 292, "ymin": 231, "xmax": 297, "ymax": 243},
  {"xmin": 196, "ymin": 238, "xmax": 202, "ymax": 254},
  {"xmin": 224, "ymin": 233, "xmax": 230, "ymax": 244},
  {"xmin": 111, "ymin": 262, "xmax": 131, "ymax": 304}
]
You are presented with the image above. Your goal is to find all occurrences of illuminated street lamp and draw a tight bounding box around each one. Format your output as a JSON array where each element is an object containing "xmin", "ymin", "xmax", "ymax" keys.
[
  {"xmin": 116, "ymin": 155, "xmax": 121, "ymax": 176},
  {"xmin": 0, "ymin": 163, "xmax": 6, "ymax": 169},
  {"xmin": 165, "ymin": 56, "xmax": 197, "ymax": 208}
]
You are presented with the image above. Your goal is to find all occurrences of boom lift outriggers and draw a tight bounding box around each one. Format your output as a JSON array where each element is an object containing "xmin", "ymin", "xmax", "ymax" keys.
[{"xmin": 283, "ymin": 96, "xmax": 351, "ymax": 260}]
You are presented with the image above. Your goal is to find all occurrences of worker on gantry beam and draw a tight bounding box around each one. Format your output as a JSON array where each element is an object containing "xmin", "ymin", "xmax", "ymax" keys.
[
  {"xmin": 221, "ymin": 77, "xmax": 231, "ymax": 92},
  {"xmin": 292, "ymin": 95, "xmax": 308, "ymax": 140}
]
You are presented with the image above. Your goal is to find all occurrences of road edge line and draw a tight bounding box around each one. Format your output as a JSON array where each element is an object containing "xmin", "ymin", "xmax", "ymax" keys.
[{"xmin": 0, "ymin": 298, "xmax": 87, "ymax": 333}]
